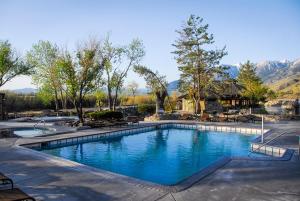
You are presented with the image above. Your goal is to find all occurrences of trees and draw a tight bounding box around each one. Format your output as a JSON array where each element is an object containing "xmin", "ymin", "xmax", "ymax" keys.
[
  {"xmin": 94, "ymin": 90, "xmax": 106, "ymax": 111},
  {"xmin": 27, "ymin": 41, "xmax": 64, "ymax": 111},
  {"xmin": 0, "ymin": 40, "xmax": 32, "ymax": 88},
  {"xmin": 58, "ymin": 39, "xmax": 103, "ymax": 123},
  {"xmin": 133, "ymin": 65, "xmax": 169, "ymax": 114},
  {"xmin": 172, "ymin": 15, "xmax": 227, "ymax": 114},
  {"xmin": 99, "ymin": 36, "xmax": 145, "ymax": 111},
  {"xmin": 127, "ymin": 81, "xmax": 139, "ymax": 105},
  {"xmin": 237, "ymin": 60, "xmax": 269, "ymax": 105}
]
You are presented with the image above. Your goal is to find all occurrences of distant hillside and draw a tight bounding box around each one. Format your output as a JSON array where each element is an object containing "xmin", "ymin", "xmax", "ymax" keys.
[
  {"xmin": 255, "ymin": 58, "xmax": 300, "ymax": 98},
  {"xmin": 167, "ymin": 80, "xmax": 179, "ymax": 93},
  {"xmin": 12, "ymin": 88, "xmax": 37, "ymax": 94},
  {"xmin": 256, "ymin": 60, "xmax": 290, "ymax": 83},
  {"xmin": 167, "ymin": 58, "xmax": 300, "ymax": 98},
  {"xmin": 223, "ymin": 64, "xmax": 239, "ymax": 78},
  {"xmin": 266, "ymin": 73, "xmax": 300, "ymax": 98}
]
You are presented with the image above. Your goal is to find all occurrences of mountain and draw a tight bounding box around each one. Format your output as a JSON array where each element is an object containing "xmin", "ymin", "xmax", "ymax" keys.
[
  {"xmin": 256, "ymin": 60, "xmax": 290, "ymax": 83},
  {"xmin": 260, "ymin": 58, "xmax": 300, "ymax": 98},
  {"xmin": 12, "ymin": 88, "xmax": 37, "ymax": 94},
  {"xmin": 167, "ymin": 58, "xmax": 300, "ymax": 98},
  {"xmin": 223, "ymin": 64, "xmax": 239, "ymax": 78},
  {"xmin": 290, "ymin": 59, "xmax": 300, "ymax": 73},
  {"xmin": 167, "ymin": 80, "xmax": 179, "ymax": 93},
  {"xmin": 267, "ymin": 73, "xmax": 300, "ymax": 98}
]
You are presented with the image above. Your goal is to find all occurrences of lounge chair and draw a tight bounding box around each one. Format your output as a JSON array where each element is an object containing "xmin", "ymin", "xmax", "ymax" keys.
[
  {"xmin": 0, "ymin": 173, "xmax": 13, "ymax": 189},
  {"xmin": 0, "ymin": 188, "xmax": 36, "ymax": 201}
]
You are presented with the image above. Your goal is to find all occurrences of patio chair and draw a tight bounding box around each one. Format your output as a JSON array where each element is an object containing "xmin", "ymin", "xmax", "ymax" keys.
[
  {"xmin": 0, "ymin": 188, "xmax": 36, "ymax": 201},
  {"xmin": 0, "ymin": 173, "xmax": 13, "ymax": 189}
]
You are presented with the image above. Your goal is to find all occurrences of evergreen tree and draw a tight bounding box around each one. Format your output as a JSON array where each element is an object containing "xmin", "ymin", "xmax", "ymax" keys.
[
  {"xmin": 237, "ymin": 60, "xmax": 268, "ymax": 105},
  {"xmin": 172, "ymin": 15, "xmax": 227, "ymax": 114}
]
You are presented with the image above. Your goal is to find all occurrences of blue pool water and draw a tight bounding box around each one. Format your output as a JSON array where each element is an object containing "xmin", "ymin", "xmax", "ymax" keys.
[{"xmin": 42, "ymin": 128, "xmax": 258, "ymax": 185}]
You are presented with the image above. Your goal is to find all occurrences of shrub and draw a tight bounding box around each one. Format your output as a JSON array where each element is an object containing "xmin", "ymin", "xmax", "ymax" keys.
[
  {"xmin": 138, "ymin": 104, "xmax": 155, "ymax": 115},
  {"xmin": 88, "ymin": 111, "xmax": 123, "ymax": 120},
  {"xmin": 124, "ymin": 95, "xmax": 155, "ymax": 105}
]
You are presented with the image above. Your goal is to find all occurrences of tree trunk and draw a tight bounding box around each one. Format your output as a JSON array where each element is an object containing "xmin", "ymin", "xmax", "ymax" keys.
[
  {"xmin": 54, "ymin": 89, "xmax": 59, "ymax": 115},
  {"xmin": 107, "ymin": 85, "xmax": 113, "ymax": 111},
  {"xmin": 78, "ymin": 90, "xmax": 84, "ymax": 124},
  {"xmin": 112, "ymin": 98, "xmax": 116, "ymax": 111},
  {"xmin": 155, "ymin": 91, "xmax": 167, "ymax": 114},
  {"xmin": 193, "ymin": 97, "xmax": 201, "ymax": 115},
  {"xmin": 112, "ymin": 90, "xmax": 118, "ymax": 111},
  {"xmin": 112, "ymin": 85, "xmax": 121, "ymax": 111},
  {"xmin": 74, "ymin": 100, "xmax": 83, "ymax": 124},
  {"xmin": 59, "ymin": 89, "xmax": 67, "ymax": 110},
  {"xmin": 106, "ymin": 70, "xmax": 113, "ymax": 111}
]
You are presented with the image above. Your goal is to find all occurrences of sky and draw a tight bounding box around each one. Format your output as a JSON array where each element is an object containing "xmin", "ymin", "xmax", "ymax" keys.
[{"xmin": 1, "ymin": 0, "xmax": 300, "ymax": 90}]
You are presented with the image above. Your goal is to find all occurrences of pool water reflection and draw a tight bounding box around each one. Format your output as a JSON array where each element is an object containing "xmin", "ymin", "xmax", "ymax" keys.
[{"xmin": 42, "ymin": 128, "xmax": 259, "ymax": 185}]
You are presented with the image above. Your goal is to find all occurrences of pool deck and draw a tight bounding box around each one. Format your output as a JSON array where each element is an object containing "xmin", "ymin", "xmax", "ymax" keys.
[{"xmin": 0, "ymin": 121, "xmax": 299, "ymax": 201}]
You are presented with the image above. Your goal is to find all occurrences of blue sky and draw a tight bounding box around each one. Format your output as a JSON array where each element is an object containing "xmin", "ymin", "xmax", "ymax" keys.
[{"xmin": 1, "ymin": 0, "xmax": 300, "ymax": 89}]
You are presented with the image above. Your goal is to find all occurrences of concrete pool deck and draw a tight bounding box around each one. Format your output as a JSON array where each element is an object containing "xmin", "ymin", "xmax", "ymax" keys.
[{"xmin": 0, "ymin": 121, "xmax": 299, "ymax": 200}]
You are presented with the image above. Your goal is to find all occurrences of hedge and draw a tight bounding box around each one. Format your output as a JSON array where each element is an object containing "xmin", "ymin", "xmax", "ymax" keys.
[
  {"xmin": 137, "ymin": 104, "xmax": 156, "ymax": 115},
  {"xmin": 88, "ymin": 111, "xmax": 123, "ymax": 120}
]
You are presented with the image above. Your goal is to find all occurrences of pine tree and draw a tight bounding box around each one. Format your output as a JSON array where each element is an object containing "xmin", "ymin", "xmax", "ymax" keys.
[
  {"xmin": 172, "ymin": 15, "xmax": 227, "ymax": 114},
  {"xmin": 237, "ymin": 60, "xmax": 268, "ymax": 105}
]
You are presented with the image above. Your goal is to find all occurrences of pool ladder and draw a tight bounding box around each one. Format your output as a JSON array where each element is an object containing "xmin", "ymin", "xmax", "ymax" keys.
[{"xmin": 248, "ymin": 130, "xmax": 288, "ymax": 157}]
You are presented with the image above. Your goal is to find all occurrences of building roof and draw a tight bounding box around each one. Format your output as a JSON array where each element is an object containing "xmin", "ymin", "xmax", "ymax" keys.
[{"xmin": 178, "ymin": 82, "xmax": 245, "ymax": 100}]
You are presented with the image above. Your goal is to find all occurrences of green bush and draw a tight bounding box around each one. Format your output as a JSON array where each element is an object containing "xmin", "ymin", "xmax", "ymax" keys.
[
  {"xmin": 88, "ymin": 111, "xmax": 123, "ymax": 120},
  {"xmin": 138, "ymin": 104, "xmax": 155, "ymax": 115}
]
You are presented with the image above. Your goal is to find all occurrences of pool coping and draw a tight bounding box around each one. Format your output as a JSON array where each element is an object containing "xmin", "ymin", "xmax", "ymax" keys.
[{"xmin": 16, "ymin": 122, "xmax": 295, "ymax": 193}]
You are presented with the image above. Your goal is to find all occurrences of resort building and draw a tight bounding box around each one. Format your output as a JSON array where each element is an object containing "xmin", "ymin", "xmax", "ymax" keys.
[{"xmin": 177, "ymin": 82, "xmax": 251, "ymax": 113}]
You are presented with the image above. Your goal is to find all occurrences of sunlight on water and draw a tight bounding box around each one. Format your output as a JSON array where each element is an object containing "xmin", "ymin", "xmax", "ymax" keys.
[{"xmin": 42, "ymin": 128, "xmax": 259, "ymax": 185}]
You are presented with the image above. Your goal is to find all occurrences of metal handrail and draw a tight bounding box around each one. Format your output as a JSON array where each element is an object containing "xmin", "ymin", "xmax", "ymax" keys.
[
  {"xmin": 34, "ymin": 119, "xmax": 46, "ymax": 129},
  {"xmin": 249, "ymin": 130, "xmax": 288, "ymax": 157}
]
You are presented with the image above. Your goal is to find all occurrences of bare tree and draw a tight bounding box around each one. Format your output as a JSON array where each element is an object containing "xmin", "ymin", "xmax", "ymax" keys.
[
  {"xmin": 0, "ymin": 40, "xmax": 32, "ymax": 88},
  {"xmin": 59, "ymin": 39, "xmax": 104, "ymax": 123},
  {"xmin": 99, "ymin": 36, "xmax": 145, "ymax": 111},
  {"xmin": 127, "ymin": 81, "xmax": 139, "ymax": 105},
  {"xmin": 134, "ymin": 65, "xmax": 171, "ymax": 114}
]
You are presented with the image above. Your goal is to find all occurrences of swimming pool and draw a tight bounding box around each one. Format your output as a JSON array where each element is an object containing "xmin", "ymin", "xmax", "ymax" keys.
[
  {"xmin": 41, "ymin": 127, "xmax": 260, "ymax": 185},
  {"xmin": 13, "ymin": 127, "xmax": 55, "ymax": 137}
]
